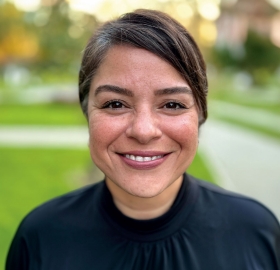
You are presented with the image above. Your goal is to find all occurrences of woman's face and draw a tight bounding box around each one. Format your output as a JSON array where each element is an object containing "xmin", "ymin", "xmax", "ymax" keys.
[{"xmin": 87, "ymin": 45, "xmax": 199, "ymax": 198}]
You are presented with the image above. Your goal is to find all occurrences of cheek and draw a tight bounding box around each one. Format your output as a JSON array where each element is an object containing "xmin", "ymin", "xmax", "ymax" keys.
[
  {"xmin": 163, "ymin": 115, "xmax": 199, "ymax": 148},
  {"xmin": 88, "ymin": 115, "xmax": 127, "ymax": 149}
]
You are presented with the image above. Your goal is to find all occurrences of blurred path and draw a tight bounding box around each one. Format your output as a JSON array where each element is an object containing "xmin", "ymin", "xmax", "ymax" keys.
[
  {"xmin": 0, "ymin": 126, "xmax": 88, "ymax": 148},
  {"xmin": 0, "ymin": 121, "xmax": 279, "ymax": 220},
  {"xmin": 199, "ymin": 119, "xmax": 280, "ymax": 221}
]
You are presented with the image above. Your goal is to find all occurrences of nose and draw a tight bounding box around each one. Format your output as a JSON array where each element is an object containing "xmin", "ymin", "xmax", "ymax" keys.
[{"xmin": 125, "ymin": 109, "xmax": 162, "ymax": 144}]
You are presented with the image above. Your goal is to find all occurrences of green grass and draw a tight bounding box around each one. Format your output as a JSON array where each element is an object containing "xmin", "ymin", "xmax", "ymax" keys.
[
  {"xmin": 210, "ymin": 91, "xmax": 280, "ymax": 115},
  {"xmin": 0, "ymin": 147, "xmax": 92, "ymax": 269},
  {"xmin": 0, "ymin": 104, "xmax": 87, "ymax": 126},
  {"xmin": 188, "ymin": 152, "xmax": 215, "ymax": 184},
  {"xmin": 0, "ymin": 147, "xmax": 214, "ymax": 267},
  {"xmin": 211, "ymin": 115, "xmax": 280, "ymax": 141},
  {"xmin": 208, "ymin": 75, "xmax": 280, "ymax": 115},
  {"xmin": 207, "ymin": 74, "xmax": 280, "ymax": 139}
]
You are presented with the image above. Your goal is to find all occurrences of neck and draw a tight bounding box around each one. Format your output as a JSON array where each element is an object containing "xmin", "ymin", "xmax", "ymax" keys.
[{"xmin": 106, "ymin": 176, "xmax": 183, "ymax": 220}]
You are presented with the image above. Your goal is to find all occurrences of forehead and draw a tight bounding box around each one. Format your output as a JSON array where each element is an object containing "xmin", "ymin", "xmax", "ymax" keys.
[{"xmin": 91, "ymin": 45, "xmax": 190, "ymax": 92}]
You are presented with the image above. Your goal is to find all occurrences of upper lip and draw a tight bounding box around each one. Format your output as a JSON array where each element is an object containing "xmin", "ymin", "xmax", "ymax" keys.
[{"xmin": 118, "ymin": 151, "xmax": 169, "ymax": 157}]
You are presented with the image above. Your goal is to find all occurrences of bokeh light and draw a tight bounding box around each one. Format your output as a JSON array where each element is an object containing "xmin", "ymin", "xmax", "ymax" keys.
[
  {"xmin": 198, "ymin": 1, "xmax": 221, "ymax": 21},
  {"xmin": 271, "ymin": 13, "xmax": 280, "ymax": 47},
  {"xmin": 9, "ymin": 0, "xmax": 40, "ymax": 11},
  {"xmin": 199, "ymin": 20, "xmax": 217, "ymax": 46}
]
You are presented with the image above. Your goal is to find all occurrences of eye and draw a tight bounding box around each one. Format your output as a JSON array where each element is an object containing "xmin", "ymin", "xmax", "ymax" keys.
[
  {"xmin": 163, "ymin": 102, "xmax": 186, "ymax": 110},
  {"xmin": 102, "ymin": 100, "xmax": 126, "ymax": 109}
]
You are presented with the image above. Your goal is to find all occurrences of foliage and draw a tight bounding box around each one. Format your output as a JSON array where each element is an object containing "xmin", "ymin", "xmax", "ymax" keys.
[
  {"xmin": 0, "ymin": 1, "xmax": 98, "ymax": 76},
  {"xmin": 32, "ymin": 3, "xmax": 98, "ymax": 73},
  {"xmin": 211, "ymin": 30, "xmax": 280, "ymax": 85},
  {"xmin": 0, "ymin": 3, "xmax": 32, "ymax": 64}
]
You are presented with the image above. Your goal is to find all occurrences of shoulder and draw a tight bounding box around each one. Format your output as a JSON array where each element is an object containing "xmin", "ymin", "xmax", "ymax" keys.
[
  {"xmin": 6, "ymin": 182, "xmax": 106, "ymax": 268},
  {"xmin": 19, "ymin": 181, "xmax": 105, "ymax": 233},
  {"xmin": 185, "ymin": 175, "xmax": 280, "ymax": 269},
  {"xmin": 188, "ymin": 174, "xmax": 280, "ymax": 231}
]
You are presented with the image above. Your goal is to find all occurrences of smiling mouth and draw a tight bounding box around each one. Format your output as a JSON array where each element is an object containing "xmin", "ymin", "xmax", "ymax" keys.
[{"xmin": 124, "ymin": 154, "xmax": 164, "ymax": 162}]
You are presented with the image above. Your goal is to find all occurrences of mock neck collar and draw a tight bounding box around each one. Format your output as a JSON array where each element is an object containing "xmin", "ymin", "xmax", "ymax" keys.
[{"xmin": 99, "ymin": 173, "xmax": 199, "ymax": 242}]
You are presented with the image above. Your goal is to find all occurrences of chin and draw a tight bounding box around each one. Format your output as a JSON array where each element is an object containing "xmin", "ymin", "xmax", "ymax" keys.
[
  {"xmin": 126, "ymin": 186, "xmax": 165, "ymax": 198},
  {"xmin": 113, "ymin": 173, "xmax": 182, "ymax": 199}
]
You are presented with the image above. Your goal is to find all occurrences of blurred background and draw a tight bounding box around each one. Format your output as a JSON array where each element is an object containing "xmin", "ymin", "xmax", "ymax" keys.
[{"xmin": 0, "ymin": 0, "xmax": 280, "ymax": 267}]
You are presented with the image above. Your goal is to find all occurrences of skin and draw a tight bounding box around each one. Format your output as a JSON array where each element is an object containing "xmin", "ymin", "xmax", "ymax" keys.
[{"xmin": 87, "ymin": 45, "xmax": 199, "ymax": 219}]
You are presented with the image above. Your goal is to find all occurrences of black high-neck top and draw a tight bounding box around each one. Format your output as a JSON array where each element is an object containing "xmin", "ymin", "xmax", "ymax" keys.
[{"xmin": 6, "ymin": 174, "xmax": 280, "ymax": 270}]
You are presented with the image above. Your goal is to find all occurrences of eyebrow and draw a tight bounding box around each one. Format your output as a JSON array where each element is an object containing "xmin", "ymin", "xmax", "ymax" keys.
[
  {"xmin": 95, "ymin": 85, "xmax": 134, "ymax": 97},
  {"xmin": 154, "ymin": 86, "xmax": 193, "ymax": 96},
  {"xmin": 94, "ymin": 85, "xmax": 192, "ymax": 97}
]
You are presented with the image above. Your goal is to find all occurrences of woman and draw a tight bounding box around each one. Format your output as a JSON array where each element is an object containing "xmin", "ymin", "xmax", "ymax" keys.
[{"xmin": 6, "ymin": 9, "xmax": 280, "ymax": 270}]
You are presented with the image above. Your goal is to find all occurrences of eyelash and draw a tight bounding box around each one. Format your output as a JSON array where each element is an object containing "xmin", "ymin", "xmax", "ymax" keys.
[
  {"xmin": 101, "ymin": 100, "xmax": 127, "ymax": 109},
  {"xmin": 101, "ymin": 100, "xmax": 188, "ymax": 110},
  {"xmin": 162, "ymin": 101, "xmax": 187, "ymax": 110}
]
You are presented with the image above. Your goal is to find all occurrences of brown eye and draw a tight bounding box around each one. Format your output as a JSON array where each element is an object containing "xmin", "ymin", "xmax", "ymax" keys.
[
  {"xmin": 109, "ymin": 101, "xmax": 123, "ymax": 109},
  {"xmin": 102, "ymin": 100, "xmax": 126, "ymax": 109},
  {"xmin": 164, "ymin": 102, "xmax": 185, "ymax": 109}
]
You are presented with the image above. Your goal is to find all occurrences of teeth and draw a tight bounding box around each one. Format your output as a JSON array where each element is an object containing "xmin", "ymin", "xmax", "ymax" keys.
[
  {"xmin": 125, "ymin": 154, "xmax": 163, "ymax": 162},
  {"xmin": 136, "ymin": 156, "xmax": 144, "ymax": 161},
  {"xmin": 125, "ymin": 154, "xmax": 135, "ymax": 160}
]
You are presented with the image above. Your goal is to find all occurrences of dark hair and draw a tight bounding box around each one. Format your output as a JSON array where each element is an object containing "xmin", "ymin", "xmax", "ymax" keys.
[{"xmin": 79, "ymin": 9, "xmax": 208, "ymax": 125}]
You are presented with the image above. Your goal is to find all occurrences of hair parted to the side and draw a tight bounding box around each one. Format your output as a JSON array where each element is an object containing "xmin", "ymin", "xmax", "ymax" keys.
[{"xmin": 79, "ymin": 9, "xmax": 208, "ymax": 125}]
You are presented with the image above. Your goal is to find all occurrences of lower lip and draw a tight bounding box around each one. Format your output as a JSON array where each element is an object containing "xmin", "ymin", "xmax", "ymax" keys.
[{"xmin": 119, "ymin": 154, "xmax": 169, "ymax": 170}]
